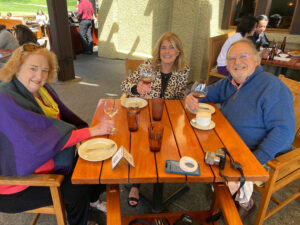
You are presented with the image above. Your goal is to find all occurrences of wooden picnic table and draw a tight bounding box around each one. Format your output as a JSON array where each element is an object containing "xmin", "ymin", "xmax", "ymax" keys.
[
  {"xmin": 0, "ymin": 49, "xmax": 14, "ymax": 61},
  {"xmin": 72, "ymin": 99, "xmax": 269, "ymax": 225}
]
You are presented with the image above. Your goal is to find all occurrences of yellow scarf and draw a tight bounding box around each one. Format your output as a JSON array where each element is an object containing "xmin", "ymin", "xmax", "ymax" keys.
[{"xmin": 35, "ymin": 87, "xmax": 60, "ymax": 118}]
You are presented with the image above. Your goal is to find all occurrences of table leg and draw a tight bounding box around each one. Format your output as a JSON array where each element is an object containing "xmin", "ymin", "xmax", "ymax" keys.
[
  {"xmin": 162, "ymin": 185, "xmax": 190, "ymax": 210},
  {"xmin": 152, "ymin": 183, "xmax": 189, "ymax": 213},
  {"xmin": 152, "ymin": 183, "xmax": 163, "ymax": 213},
  {"xmin": 211, "ymin": 183, "xmax": 243, "ymax": 225},
  {"xmin": 274, "ymin": 66, "xmax": 288, "ymax": 76}
]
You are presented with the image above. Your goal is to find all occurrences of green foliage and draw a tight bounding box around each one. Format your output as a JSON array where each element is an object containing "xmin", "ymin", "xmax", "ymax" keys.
[{"xmin": 0, "ymin": 0, "xmax": 78, "ymax": 17}]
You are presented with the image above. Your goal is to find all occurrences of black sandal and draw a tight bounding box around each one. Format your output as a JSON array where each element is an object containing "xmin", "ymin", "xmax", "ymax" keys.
[{"xmin": 127, "ymin": 186, "xmax": 139, "ymax": 207}]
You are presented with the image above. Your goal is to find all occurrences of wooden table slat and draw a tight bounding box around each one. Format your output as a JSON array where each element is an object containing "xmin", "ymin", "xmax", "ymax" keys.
[
  {"xmin": 166, "ymin": 100, "xmax": 214, "ymax": 182},
  {"xmin": 100, "ymin": 100, "xmax": 131, "ymax": 184},
  {"xmin": 128, "ymin": 102, "xmax": 157, "ymax": 183},
  {"xmin": 182, "ymin": 101, "xmax": 225, "ymax": 180},
  {"xmin": 149, "ymin": 100, "xmax": 187, "ymax": 183}
]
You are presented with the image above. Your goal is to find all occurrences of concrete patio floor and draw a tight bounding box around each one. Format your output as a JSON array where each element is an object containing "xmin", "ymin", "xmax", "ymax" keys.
[{"xmin": 0, "ymin": 53, "xmax": 299, "ymax": 225}]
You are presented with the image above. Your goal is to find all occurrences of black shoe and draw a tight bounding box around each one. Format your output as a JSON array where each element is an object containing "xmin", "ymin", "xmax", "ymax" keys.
[{"xmin": 127, "ymin": 186, "xmax": 139, "ymax": 208}]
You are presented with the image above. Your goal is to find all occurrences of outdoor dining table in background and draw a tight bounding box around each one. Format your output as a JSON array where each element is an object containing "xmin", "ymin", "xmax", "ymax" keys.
[
  {"xmin": 0, "ymin": 49, "xmax": 14, "ymax": 61},
  {"xmin": 261, "ymin": 52, "xmax": 300, "ymax": 76},
  {"xmin": 71, "ymin": 99, "xmax": 269, "ymax": 224}
]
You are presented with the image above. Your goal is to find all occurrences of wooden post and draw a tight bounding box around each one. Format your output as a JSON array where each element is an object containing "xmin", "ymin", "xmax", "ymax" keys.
[{"xmin": 46, "ymin": 0, "xmax": 75, "ymax": 81}]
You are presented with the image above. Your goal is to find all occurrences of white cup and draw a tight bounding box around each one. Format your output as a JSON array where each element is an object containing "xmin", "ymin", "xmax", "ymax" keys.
[{"xmin": 196, "ymin": 111, "xmax": 211, "ymax": 127}]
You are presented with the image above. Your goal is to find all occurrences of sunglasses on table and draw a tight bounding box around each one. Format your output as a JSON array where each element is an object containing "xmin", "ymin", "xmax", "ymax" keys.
[{"xmin": 21, "ymin": 43, "xmax": 44, "ymax": 53}]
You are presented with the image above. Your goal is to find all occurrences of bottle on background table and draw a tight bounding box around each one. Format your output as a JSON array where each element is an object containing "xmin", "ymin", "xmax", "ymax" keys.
[
  {"xmin": 269, "ymin": 40, "xmax": 276, "ymax": 60},
  {"xmin": 280, "ymin": 36, "xmax": 287, "ymax": 52}
]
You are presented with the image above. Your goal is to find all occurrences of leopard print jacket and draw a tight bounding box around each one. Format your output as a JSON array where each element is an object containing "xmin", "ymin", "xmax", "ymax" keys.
[{"xmin": 121, "ymin": 59, "xmax": 190, "ymax": 99}]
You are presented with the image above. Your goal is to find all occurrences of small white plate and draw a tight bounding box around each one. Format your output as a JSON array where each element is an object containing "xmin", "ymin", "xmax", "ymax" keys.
[
  {"xmin": 121, "ymin": 97, "xmax": 148, "ymax": 108},
  {"xmin": 186, "ymin": 103, "xmax": 215, "ymax": 114},
  {"xmin": 190, "ymin": 118, "xmax": 215, "ymax": 130},
  {"xmin": 279, "ymin": 53, "xmax": 289, "ymax": 58},
  {"xmin": 78, "ymin": 138, "xmax": 118, "ymax": 162}
]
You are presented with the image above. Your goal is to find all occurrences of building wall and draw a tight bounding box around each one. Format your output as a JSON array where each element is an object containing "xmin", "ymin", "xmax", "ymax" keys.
[
  {"xmin": 97, "ymin": 0, "xmax": 300, "ymax": 81},
  {"xmin": 98, "ymin": 0, "xmax": 172, "ymax": 59}
]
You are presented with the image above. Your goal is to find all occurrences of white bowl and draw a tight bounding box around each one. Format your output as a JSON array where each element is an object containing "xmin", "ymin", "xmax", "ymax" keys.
[{"xmin": 279, "ymin": 53, "xmax": 289, "ymax": 58}]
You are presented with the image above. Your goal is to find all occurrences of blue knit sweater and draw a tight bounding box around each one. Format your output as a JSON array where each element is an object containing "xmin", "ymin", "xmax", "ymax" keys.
[{"xmin": 203, "ymin": 66, "xmax": 295, "ymax": 165}]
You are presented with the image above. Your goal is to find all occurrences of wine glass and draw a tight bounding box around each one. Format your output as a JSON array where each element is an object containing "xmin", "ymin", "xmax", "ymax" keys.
[
  {"xmin": 191, "ymin": 81, "xmax": 208, "ymax": 99},
  {"xmin": 139, "ymin": 64, "xmax": 154, "ymax": 98},
  {"xmin": 104, "ymin": 97, "xmax": 118, "ymax": 134},
  {"xmin": 188, "ymin": 81, "xmax": 208, "ymax": 114}
]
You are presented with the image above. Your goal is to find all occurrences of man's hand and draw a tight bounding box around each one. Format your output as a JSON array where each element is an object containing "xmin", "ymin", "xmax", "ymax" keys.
[
  {"xmin": 185, "ymin": 93, "xmax": 199, "ymax": 110},
  {"xmin": 137, "ymin": 81, "xmax": 151, "ymax": 95},
  {"xmin": 89, "ymin": 120, "xmax": 115, "ymax": 137}
]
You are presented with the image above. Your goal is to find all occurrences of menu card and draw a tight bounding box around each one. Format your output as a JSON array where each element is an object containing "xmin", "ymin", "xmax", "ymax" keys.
[{"xmin": 112, "ymin": 146, "xmax": 135, "ymax": 169}]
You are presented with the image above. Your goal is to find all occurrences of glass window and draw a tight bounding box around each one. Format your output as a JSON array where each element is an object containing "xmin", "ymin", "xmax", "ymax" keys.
[
  {"xmin": 267, "ymin": 0, "xmax": 297, "ymax": 29},
  {"xmin": 230, "ymin": 0, "xmax": 257, "ymax": 26}
]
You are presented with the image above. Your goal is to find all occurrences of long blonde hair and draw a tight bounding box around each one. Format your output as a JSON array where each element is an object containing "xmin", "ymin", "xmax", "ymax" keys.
[
  {"xmin": 152, "ymin": 32, "xmax": 186, "ymax": 72},
  {"xmin": 0, "ymin": 44, "xmax": 58, "ymax": 83}
]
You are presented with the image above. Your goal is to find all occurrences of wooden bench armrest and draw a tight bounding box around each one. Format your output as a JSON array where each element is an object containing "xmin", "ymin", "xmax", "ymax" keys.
[
  {"xmin": 267, "ymin": 148, "xmax": 300, "ymax": 169},
  {"xmin": 209, "ymin": 71, "xmax": 226, "ymax": 79},
  {"xmin": 0, "ymin": 174, "xmax": 64, "ymax": 187},
  {"xmin": 107, "ymin": 184, "xmax": 121, "ymax": 225},
  {"xmin": 213, "ymin": 183, "xmax": 243, "ymax": 225}
]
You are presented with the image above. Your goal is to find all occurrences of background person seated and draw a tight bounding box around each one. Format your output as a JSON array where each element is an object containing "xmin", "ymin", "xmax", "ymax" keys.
[
  {"xmin": 0, "ymin": 24, "xmax": 19, "ymax": 50},
  {"xmin": 186, "ymin": 38, "xmax": 295, "ymax": 220},
  {"xmin": 216, "ymin": 16, "xmax": 258, "ymax": 76},
  {"xmin": 14, "ymin": 24, "xmax": 38, "ymax": 45},
  {"xmin": 268, "ymin": 14, "xmax": 282, "ymax": 28},
  {"xmin": 248, "ymin": 14, "xmax": 270, "ymax": 50},
  {"xmin": 5, "ymin": 12, "xmax": 12, "ymax": 19},
  {"xmin": 5, "ymin": 12, "xmax": 25, "ymax": 23},
  {"xmin": 0, "ymin": 44, "xmax": 115, "ymax": 225}
]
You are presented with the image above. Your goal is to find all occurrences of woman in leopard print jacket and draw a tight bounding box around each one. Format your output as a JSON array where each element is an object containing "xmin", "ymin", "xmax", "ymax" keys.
[
  {"xmin": 122, "ymin": 32, "xmax": 190, "ymax": 208},
  {"xmin": 121, "ymin": 32, "xmax": 190, "ymax": 99}
]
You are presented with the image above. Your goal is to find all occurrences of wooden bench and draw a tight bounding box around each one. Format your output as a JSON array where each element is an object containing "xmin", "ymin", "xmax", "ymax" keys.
[
  {"xmin": 0, "ymin": 18, "xmax": 43, "ymax": 39},
  {"xmin": 0, "ymin": 18, "xmax": 24, "ymax": 30},
  {"xmin": 106, "ymin": 183, "xmax": 243, "ymax": 225}
]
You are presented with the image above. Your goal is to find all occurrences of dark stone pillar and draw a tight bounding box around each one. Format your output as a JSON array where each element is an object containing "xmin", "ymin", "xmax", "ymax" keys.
[{"xmin": 46, "ymin": 0, "xmax": 75, "ymax": 81}]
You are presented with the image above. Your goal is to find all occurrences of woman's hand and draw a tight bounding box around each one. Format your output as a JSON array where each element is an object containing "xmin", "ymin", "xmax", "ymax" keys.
[
  {"xmin": 137, "ymin": 81, "xmax": 151, "ymax": 95},
  {"xmin": 185, "ymin": 93, "xmax": 199, "ymax": 110},
  {"xmin": 89, "ymin": 119, "xmax": 115, "ymax": 137}
]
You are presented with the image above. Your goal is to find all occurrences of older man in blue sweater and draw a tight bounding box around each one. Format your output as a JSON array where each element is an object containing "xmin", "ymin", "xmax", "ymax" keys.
[{"xmin": 186, "ymin": 38, "xmax": 295, "ymax": 218}]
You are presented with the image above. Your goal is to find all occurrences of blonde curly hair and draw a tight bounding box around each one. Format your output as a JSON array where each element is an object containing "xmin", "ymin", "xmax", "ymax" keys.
[
  {"xmin": 152, "ymin": 32, "xmax": 186, "ymax": 72},
  {"xmin": 0, "ymin": 44, "xmax": 58, "ymax": 83}
]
